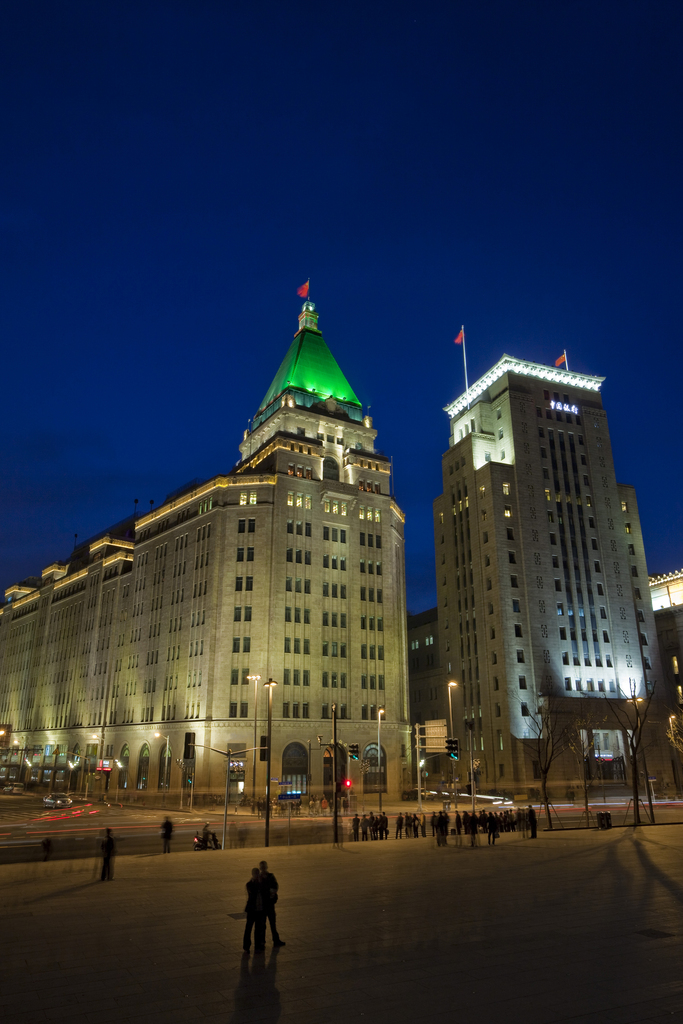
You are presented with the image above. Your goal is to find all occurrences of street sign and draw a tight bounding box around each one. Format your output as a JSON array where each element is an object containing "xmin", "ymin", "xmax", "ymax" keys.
[
  {"xmin": 423, "ymin": 719, "xmax": 447, "ymax": 752},
  {"xmin": 278, "ymin": 792, "xmax": 301, "ymax": 801},
  {"xmin": 648, "ymin": 775, "xmax": 656, "ymax": 781}
]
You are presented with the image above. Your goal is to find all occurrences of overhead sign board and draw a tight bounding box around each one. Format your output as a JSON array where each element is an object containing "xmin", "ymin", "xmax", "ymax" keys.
[
  {"xmin": 423, "ymin": 720, "xmax": 447, "ymax": 752},
  {"xmin": 278, "ymin": 792, "xmax": 301, "ymax": 801}
]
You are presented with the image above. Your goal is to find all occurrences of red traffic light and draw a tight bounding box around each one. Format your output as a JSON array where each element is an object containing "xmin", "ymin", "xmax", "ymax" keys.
[{"xmin": 344, "ymin": 779, "xmax": 352, "ymax": 789}]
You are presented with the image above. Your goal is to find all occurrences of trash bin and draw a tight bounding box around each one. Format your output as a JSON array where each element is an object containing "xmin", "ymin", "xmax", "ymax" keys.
[
  {"xmin": 597, "ymin": 811, "xmax": 605, "ymax": 829},
  {"xmin": 604, "ymin": 811, "xmax": 612, "ymax": 829}
]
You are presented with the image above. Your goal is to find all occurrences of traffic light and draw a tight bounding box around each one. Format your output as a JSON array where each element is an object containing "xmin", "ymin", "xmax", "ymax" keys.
[
  {"xmin": 446, "ymin": 737, "xmax": 459, "ymax": 760},
  {"xmin": 336, "ymin": 778, "xmax": 353, "ymax": 793},
  {"xmin": 259, "ymin": 734, "xmax": 268, "ymax": 762},
  {"xmin": 183, "ymin": 732, "xmax": 196, "ymax": 760},
  {"xmin": 344, "ymin": 778, "xmax": 352, "ymax": 789},
  {"xmin": 349, "ymin": 743, "xmax": 359, "ymax": 760}
]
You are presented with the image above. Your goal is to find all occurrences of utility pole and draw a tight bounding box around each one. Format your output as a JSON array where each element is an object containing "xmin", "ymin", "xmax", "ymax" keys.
[
  {"xmin": 467, "ymin": 720, "xmax": 476, "ymax": 815},
  {"xmin": 377, "ymin": 707, "xmax": 385, "ymax": 813},
  {"xmin": 222, "ymin": 748, "xmax": 231, "ymax": 850},
  {"xmin": 415, "ymin": 723, "xmax": 423, "ymax": 813},
  {"xmin": 264, "ymin": 680, "xmax": 277, "ymax": 847},
  {"xmin": 448, "ymin": 681, "xmax": 458, "ymax": 810},
  {"xmin": 247, "ymin": 674, "xmax": 260, "ymax": 809},
  {"xmin": 332, "ymin": 702, "xmax": 338, "ymax": 845}
]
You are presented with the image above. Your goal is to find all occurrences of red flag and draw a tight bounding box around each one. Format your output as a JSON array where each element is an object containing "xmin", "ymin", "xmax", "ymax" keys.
[
  {"xmin": 297, "ymin": 280, "xmax": 310, "ymax": 298},
  {"xmin": 454, "ymin": 328, "xmax": 464, "ymax": 345},
  {"xmin": 555, "ymin": 353, "xmax": 566, "ymax": 367}
]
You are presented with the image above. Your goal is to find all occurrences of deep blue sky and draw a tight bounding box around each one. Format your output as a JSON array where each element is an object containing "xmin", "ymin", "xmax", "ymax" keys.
[{"xmin": 1, "ymin": 1, "xmax": 682, "ymax": 613}]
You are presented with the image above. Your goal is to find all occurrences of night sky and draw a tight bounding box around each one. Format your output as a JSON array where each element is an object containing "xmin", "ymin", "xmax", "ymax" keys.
[{"xmin": 1, "ymin": 1, "xmax": 682, "ymax": 613}]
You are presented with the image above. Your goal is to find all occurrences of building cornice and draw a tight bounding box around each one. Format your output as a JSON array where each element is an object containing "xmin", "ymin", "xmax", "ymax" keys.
[{"xmin": 444, "ymin": 354, "xmax": 604, "ymax": 419}]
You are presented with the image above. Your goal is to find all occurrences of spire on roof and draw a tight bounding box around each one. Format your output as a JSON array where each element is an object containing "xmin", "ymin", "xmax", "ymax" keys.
[{"xmin": 255, "ymin": 301, "xmax": 361, "ymax": 417}]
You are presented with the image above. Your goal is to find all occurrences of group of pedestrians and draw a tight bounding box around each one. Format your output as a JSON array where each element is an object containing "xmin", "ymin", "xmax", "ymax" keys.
[{"xmin": 348, "ymin": 805, "xmax": 538, "ymax": 844}]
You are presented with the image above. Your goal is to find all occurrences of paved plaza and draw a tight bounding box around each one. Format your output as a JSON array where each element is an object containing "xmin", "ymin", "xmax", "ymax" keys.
[{"xmin": 1, "ymin": 825, "xmax": 682, "ymax": 1024}]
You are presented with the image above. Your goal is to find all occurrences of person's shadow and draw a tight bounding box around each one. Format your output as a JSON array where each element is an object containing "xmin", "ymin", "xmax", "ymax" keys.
[{"xmin": 230, "ymin": 947, "xmax": 280, "ymax": 1024}]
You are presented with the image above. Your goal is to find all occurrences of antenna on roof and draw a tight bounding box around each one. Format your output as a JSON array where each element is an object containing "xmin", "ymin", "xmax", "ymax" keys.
[
  {"xmin": 134, "ymin": 498, "xmax": 139, "ymax": 518},
  {"xmin": 74, "ymin": 533, "xmax": 78, "ymax": 550}
]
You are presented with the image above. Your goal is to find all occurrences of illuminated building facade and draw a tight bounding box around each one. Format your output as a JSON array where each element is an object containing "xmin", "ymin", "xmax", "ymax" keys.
[
  {"xmin": 433, "ymin": 354, "xmax": 675, "ymax": 796},
  {"xmin": 0, "ymin": 302, "xmax": 410, "ymax": 800},
  {"xmin": 650, "ymin": 569, "xmax": 683, "ymax": 713}
]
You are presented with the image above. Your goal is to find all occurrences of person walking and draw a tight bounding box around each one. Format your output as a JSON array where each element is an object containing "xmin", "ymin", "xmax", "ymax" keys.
[
  {"xmin": 162, "ymin": 817, "xmax": 173, "ymax": 853},
  {"xmin": 528, "ymin": 805, "xmax": 537, "ymax": 839},
  {"xmin": 421, "ymin": 811, "xmax": 427, "ymax": 838},
  {"xmin": 101, "ymin": 828, "xmax": 115, "ymax": 880},
  {"xmin": 395, "ymin": 812, "xmax": 404, "ymax": 839},
  {"xmin": 352, "ymin": 814, "xmax": 360, "ymax": 841},
  {"xmin": 243, "ymin": 867, "xmax": 266, "ymax": 954},
  {"xmin": 259, "ymin": 861, "xmax": 285, "ymax": 947},
  {"xmin": 360, "ymin": 814, "xmax": 369, "ymax": 841}
]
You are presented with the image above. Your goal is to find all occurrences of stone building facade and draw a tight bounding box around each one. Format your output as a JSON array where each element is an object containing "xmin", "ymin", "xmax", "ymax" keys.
[
  {"xmin": 432, "ymin": 354, "xmax": 674, "ymax": 798},
  {"xmin": 0, "ymin": 302, "xmax": 411, "ymax": 802}
]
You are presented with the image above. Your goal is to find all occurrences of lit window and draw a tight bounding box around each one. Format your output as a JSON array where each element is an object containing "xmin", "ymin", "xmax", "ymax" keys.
[
  {"xmin": 287, "ymin": 492, "xmax": 294, "ymax": 506},
  {"xmin": 621, "ymin": 501, "xmax": 628, "ymax": 512},
  {"xmin": 502, "ymin": 483, "xmax": 510, "ymax": 495},
  {"xmin": 240, "ymin": 493, "xmax": 248, "ymax": 506},
  {"xmin": 504, "ymin": 506, "xmax": 512, "ymax": 518},
  {"xmin": 249, "ymin": 492, "xmax": 257, "ymax": 505}
]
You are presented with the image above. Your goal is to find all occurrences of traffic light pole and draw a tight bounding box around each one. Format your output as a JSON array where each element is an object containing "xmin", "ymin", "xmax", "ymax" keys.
[
  {"xmin": 468, "ymin": 720, "xmax": 476, "ymax": 815},
  {"xmin": 416, "ymin": 724, "xmax": 423, "ymax": 813},
  {"xmin": 332, "ymin": 703, "xmax": 338, "ymax": 846},
  {"xmin": 264, "ymin": 680, "xmax": 276, "ymax": 848}
]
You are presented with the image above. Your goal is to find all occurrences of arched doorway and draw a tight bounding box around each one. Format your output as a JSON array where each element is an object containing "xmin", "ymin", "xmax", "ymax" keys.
[
  {"xmin": 281, "ymin": 741, "xmax": 308, "ymax": 795},
  {"xmin": 323, "ymin": 457, "xmax": 339, "ymax": 481},
  {"xmin": 363, "ymin": 742, "xmax": 386, "ymax": 793},
  {"xmin": 118, "ymin": 744, "xmax": 130, "ymax": 790},
  {"xmin": 137, "ymin": 743, "xmax": 150, "ymax": 790},
  {"xmin": 158, "ymin": 742, "xmax": 172, "ymax": 790}
]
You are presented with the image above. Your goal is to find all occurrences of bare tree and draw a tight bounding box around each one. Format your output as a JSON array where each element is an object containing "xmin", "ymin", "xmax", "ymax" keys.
[
  {"xmin": 604, "ymin": 678, "xmax": 656, "ymax": 825},
  {"xmin": 566, "ymin": 699, "xmax": 607, "ymax": 827},
  {"xmin": 666, "ymin": 709, "xmax": 683, "ymax": 758},
  {"xmin": 522, "ymin": 693, "xmax": 569, "ymax": 830}
]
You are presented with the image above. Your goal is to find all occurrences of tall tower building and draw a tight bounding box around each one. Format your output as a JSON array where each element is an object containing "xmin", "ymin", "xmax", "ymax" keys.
[
  {"xmin": 0, "ymin": 302, "xmax": 410, "ymax": 800},
  {"xmin": 433, "ymin": 354, "xmax": 672, "ymax": 794}
]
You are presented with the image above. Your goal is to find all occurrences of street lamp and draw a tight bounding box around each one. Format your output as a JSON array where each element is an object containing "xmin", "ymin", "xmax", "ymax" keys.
[
  {"xmin": 447, "ymin": 681, "xmax": 458, "ymax": 810},
  {"xmin": 247, "ymin": 674, "xmax": 261, "ymax": 809},
  {"xmin": 154, "ymin": 732, "xmax": 171, "ymax": 804},
  {"xmin": 377, "ymin": 707, "xmax": 385, "ymax": 813},
  {"xmin": 263, "ymin": 679, "xmax": 277, "ymax": 847}
]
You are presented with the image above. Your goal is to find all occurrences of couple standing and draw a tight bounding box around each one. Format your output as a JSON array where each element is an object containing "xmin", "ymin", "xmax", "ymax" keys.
[{"xmin": 243, "ymin": 860, "xmax": 286, "ymax": 954}]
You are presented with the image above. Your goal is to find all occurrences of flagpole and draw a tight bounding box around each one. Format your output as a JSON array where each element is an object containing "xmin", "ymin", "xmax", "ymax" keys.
[
  {"xmin": 563, "ymin": 349, "xmax": 568, "ymax": 372},
  {"xmin": 461, "ymin": 326, "xmax": 470, "ymax": 410}
]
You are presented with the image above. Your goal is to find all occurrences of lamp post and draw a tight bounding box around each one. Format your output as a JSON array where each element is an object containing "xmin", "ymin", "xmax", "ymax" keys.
[
  {"xmin": 447, "ymin": 681, "xmax": 458, "ymax": 810},
  {"xmin": 247, "ymin": 674, "xmax": 260, "ymax": 810},
  {"xmin": 154, "ymin": 732, "xmax": 170, "ymax": 805},
  {"xmin": 467, "ymin": 720, "xmax": 476, "ymax": 816},
  {"xmin": 377, "ymin": 707, "xmax": 385, "ymax": 813},
  {"xmin": 332, "ymin": 702, "xmax": 338, "ymax": 845},
  {"xmin": 264, "ymin": 679, "xmax": 277, "ymax": 848}
]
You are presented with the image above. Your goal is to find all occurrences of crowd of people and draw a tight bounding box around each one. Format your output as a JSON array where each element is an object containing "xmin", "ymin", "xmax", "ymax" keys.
[{"xmin": 349, "ymin": 805, "xmax": 538, "ymax": 844}]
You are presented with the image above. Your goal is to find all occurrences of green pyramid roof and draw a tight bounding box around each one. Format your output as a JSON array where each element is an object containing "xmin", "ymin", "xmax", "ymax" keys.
[{"xmin": 257, "ymin": 327, "xmax": 361, "ymax": 413}]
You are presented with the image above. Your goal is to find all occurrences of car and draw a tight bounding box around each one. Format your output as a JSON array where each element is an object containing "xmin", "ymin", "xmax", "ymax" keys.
[
  {"xmin": 3, "ymin": 783, "xmax": 25, "ymax": 794},
  {"xmin": 43, "ymin": 794, "xmax": 73, "ymax": 808}
]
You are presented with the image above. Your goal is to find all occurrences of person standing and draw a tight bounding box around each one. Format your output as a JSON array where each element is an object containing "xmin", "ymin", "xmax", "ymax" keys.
[
  {"xmin": 487, "ymin": 812, "xmax": 496, "ymax": 846},
  {"xmin": 528, "ymin": 805, "xmax": 537, "ymax": 839},
  {"xmin": 243, "ymin": 867, "xmax": 266, "ymax": 954},
  {"xmin": 395, "ymin": 812, "xmax": 404, "ymax": 839},
  {"xmin": 352, "ymin": 814, "xmax": 360, "ymax": 841},
  {"xmin": 430, "ymin": 811, "xmax": 438, "ymax": 837},
  {"xmin": 469, "ymin": 813, "xmax": 478, "ymax": 848},
  {"xmin": 421, "ymin": 811, "xmax": 427, "ymax": 838},
  {"xmin": 101, "ymin": 828, "xmax": 115, "ymax": 880},
  {"xmin": 360, "ymin": 814, "xmax": 369, "ymax": 841},
  {"xmin": 162, "ymin": 817, "xmax": 173, "ymax": 853},
  {"xmin": 259, "ymin": 860, "xmax": 285, "ymax": 947}
]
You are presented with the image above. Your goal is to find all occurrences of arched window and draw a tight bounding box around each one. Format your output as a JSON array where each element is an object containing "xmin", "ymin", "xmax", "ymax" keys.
[
  {"xmin": 119, "ymin": 744, "xmax": 130, "ymax": 790},
  {"xmin": 281, "ymin": 741, "xmax": 308, "ymax": 796},
  {"xmin": 323, "ymin": 744, "xmax": 347, "ymax": 789},
  {"xmin": 158, "ymin": 742, "xmax": 172, "ymax": 790},
  {"xmin": 137, "ymin": 743, "xmax": 150, "ymax": 790},
  {"xmin": 323, "ymin": 457, "xmax": 339, "ymax": 481},
  {"xmin": 362, "ymin": 742, "xmax": 386, "ymax": 793}
]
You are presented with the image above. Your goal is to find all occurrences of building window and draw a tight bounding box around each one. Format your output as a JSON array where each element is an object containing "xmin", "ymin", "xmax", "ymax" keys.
[
  {"xmin": 516, "ymin": 650, "xmax": 525, "ymax": 663},
  {"xmin": 519, "ymin": 676, "xmax": 527, "ymax": 689}
]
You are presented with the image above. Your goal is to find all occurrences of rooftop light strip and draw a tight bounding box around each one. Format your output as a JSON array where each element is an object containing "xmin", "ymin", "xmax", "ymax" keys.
[{"xmin": 444, "ymin": 355, "xmax": 604, "ymax": 419}]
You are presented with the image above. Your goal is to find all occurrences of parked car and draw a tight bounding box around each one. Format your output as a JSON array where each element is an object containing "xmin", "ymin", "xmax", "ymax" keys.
[
  {"xmin": 43, "ymin": 794, "xmax": 73, "ymax": 808},
  {"xmin": 3, "ymin": 783, "xmax": 25, "ymax": 794}
]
